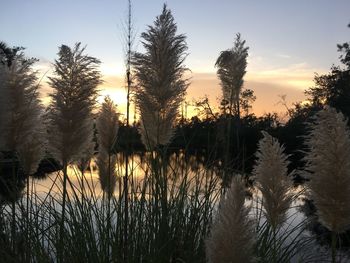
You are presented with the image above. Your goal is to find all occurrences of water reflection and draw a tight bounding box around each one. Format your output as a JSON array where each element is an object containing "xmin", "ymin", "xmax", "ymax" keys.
[
  {"xmin": 0, "ymin": 152, "xmax": 26, "ymax": 203},
  {"xmin": 29, "ymin": 152, "xmax": 222, "ymax": 200}
]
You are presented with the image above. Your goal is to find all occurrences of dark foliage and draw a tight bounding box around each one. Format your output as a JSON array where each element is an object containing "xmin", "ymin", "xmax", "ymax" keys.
[
  {"xmin": 31, "ymin": 158, "xmax": 63, "ymax": 179},
  {"xmin": 0, "ymin": 42, "xmax": 24, "ymax": 67},
  {"xmin": 301, "ymin": 199, "xmax": 350, "ymax": 250},
  {"xmin": 114, "ymin": 123, "xmax": 145, "ymax": 153},
  {"xmin": 0, "ymin": 152, "xmax": 26, "ymax": 203},
  {"xmin": 305, "ymin": 24, "xmax": 350, "ymax": 118}
]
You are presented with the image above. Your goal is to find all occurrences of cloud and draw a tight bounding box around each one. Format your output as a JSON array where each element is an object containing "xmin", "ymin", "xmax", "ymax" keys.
[
  {"xmin": 276, "ymin": 53, "xmax": 291, "ymax": 59},
  {"xmin": 100, "ymin": 62, "xmax": 124, "ymax": 76},
  {"xmin": 246, "ymin": 62, "xmax": 326, "ymax": 90}
]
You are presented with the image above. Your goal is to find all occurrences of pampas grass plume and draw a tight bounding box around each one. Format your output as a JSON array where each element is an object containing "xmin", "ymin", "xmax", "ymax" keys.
[
  {"xmin": 206, "ymin": 175, "xmax": 255, "ymax": 263},
  {"xmin": 0, "ymin": 50, "xmax": 44, "ymax": 174},
  {"xmin": 17, "ymin": 125, "xmax": 46, "ymax": 175},
  {"xmin": 138, "ymin": 98, "xmax": 176, "ymax": 149},
  {"xmin": 46, "ymin": 43, "xmax": 101, "ymax": 165},
  {"xmin": 253, "ymin": 131, "xmax": 293, "ymax": 229},
  {"xmin": 305, "ymin": 106, "xmax": 350, "ymax": 233},
  {"xmin": 133, "ymin": 5, "xmax": 188, "ymax": 149}
]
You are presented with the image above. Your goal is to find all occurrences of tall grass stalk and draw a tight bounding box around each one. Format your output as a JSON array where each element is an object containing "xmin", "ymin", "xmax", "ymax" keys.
[
  {"xmin": 253, "ymin": 131, "xmax": 294, "ymax": 262},
  {"xmin": 123, "ymin": 80, "xmax": 130, "ymax": 259},
  {"xmin": 46, "ymin": 43, "xmax": 101, "ymax": 262},
  {"xmin": 132, "ymin": 5, "xmax": 190, "ymax": 261},
  {"xmin": 215, "ymin": 34, "xmax": 249, "ymax": 185},
  {"xmin": 121, "ymin": 0, "xmax": 135, "ymax": 257}
]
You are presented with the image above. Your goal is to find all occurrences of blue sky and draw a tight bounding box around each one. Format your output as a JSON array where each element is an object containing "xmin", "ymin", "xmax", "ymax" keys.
[{"xmin": 1, "ymin": 0, "xmax": 349, "ymax": 116}]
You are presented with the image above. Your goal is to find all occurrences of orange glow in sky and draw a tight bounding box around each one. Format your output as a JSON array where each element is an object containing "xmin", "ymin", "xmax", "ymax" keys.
[{"xmin": 37, "ymin": 63, "xmax": 321, "ymax": 121}]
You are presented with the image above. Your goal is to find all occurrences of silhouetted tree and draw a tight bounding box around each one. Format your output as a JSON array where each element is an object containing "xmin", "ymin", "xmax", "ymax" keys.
[
  {"xmin": 240, "ymin": 89, "xmax": 256, "ymax": 117},
  {"xmin": 337, "ymin": 23, "xmax": 350, "ymax": 68},
  {"xmin": 305, "ymin": 24, "xmax": 350, "ymax": 117},
  {"xmin": 0, "ymin": 42, "xmax": 24, "ymax": 67}
]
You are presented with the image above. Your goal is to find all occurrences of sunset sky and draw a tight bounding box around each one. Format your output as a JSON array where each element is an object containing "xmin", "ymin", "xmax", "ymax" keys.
[{"xmin": 1, "ymin": 0, "xmax": 349, "ymax": 118}]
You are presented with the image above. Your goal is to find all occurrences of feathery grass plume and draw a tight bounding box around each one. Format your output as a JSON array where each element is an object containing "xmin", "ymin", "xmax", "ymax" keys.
[
  {"xmin": 138, "ymin": 99, "xmax": 176, "ymax": 149},
  {"xmin": 133, "ymin": 4, "xmax": 189, "ymax": 149},
  {"xmin": 206, "ymin": 175, "xmax": 255, "ymax": 263},
  {"xmin": 253, "ymin": 131, "xmax": 293, "ymax": 229},
  {"xmin": 304, "ymin": 106, "xmax": 350, "ymax": 234},
  {"xmin": 0, "ymin": 45, "xmax": 44, "ymax": 174},
  {"xmin": 46, "ymin": 43, "xmax": 101, "ymax": 165},
  {"xmin": 17, "ymin": 126, "xmax": 46, "ymax": 175},
  {"xmin": 96, "ymin": 96, "xmax": 119, "ymax": 196},
  {"xmin": 0, "ymin": 43, "xmax": 44, "ymax": 256},
  {"xmin": 46, "ymin": 43, "xmax": 101, "ymax": 261},
  {"xmin": 215, "ymin": 34, "xmax": 249, "ymax": 187},
  {"xmin": 215, "ymin": 33, "xmax": 248, "ymax": 117}
]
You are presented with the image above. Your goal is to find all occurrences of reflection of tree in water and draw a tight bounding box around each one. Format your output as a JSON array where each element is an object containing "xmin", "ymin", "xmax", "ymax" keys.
[
  {"xmin": 0, "ymin": 152, "xmax": 62, "ymax": 203},
  {"xmin": 300, "ymin": 198, "xmax": 350, "ymax": 254},
  {"xmin": 114, "ymin": 150, "xmax": 222, "ymax": 180},
  {"xmin": 0, "ymin": 149, "xmax": 221, "ymax": 204},
  {"xmin": 31, "ymin": 158, "xmax": 62, "ymax": 179},
  {"xmin": 0, "ymin": 152, "xmax": 26, "ymax": 204}
]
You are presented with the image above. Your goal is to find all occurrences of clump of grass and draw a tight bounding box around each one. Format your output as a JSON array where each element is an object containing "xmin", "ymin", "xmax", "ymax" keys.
[{"xmin": 0, "ymin": 152, "xmax": 220, "ymax": 262}]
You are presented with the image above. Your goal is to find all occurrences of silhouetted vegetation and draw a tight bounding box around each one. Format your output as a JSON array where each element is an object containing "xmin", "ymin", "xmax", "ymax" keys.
[
  {"xmin": 0, "ymin": 6, "xmax": 349, "ymax": 262},
  {"xmin": 301, "ymin": 199, "xmax": 350, "ymax": 251}
]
